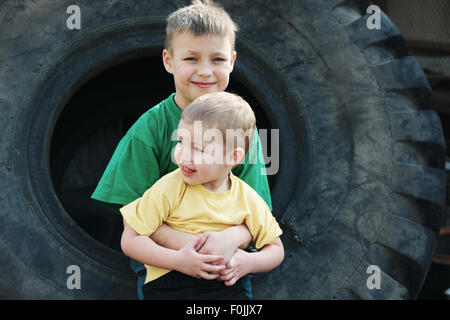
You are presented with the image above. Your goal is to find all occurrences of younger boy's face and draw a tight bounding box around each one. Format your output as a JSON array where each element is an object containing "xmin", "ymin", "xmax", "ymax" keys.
[
  {"xmin": 163, "ymin": 32, "xmax": 236, "ymax": 110},
  {"xmin": 174, "ymin": 120, "xmax": 244, "ymax": 190}
]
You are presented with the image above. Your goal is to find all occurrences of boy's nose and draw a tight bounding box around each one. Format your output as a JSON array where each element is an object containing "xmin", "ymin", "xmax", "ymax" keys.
[
  {"xmin": 178, "ymin": 146, "xmax": 192, "ymax": 163},
  {"xmin": 197, "ymin": 62, "xmax": 213, "ymax": 78}
]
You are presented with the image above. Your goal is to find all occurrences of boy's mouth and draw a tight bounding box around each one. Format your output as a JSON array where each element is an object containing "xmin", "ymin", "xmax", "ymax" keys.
[
  {"xmin": 181, "ymin": 165, "xmax": 196, "ymax": 177},
  {"xmin": 191, "ymin": 81, "xmax": 216, "ymax": 89}
]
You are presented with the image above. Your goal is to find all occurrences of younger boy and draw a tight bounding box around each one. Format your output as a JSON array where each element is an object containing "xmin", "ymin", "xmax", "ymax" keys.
[
  {"xmin": 91, "ymin": 0, "xmax": 272, "ymax": 298},
  {"xmin": 120, "ymin": 92, "xmax": 284, "ymax": 300}
]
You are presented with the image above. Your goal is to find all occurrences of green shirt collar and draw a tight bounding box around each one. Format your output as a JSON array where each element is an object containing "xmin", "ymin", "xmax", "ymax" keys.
[{"xmin": 165, "ymin": 93, "xmax": 182, "ymax": 121}]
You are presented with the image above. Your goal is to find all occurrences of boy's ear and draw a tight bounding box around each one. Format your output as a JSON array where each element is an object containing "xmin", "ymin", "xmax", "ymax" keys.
[
  {"xmin": 230, "ymin": 50, "xmax": 237, "ymax": 71},
  {"xmin": 162, "ymin": 49, "xmax": 173, "ymax": 74},
  {"xmin": 227, "ymin": 146, "xmax": 245, "ymax": 167}
]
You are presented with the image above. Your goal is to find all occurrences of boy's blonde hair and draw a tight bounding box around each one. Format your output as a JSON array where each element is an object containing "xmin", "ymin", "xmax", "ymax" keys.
[
  {"xmin": 165, "ymin": 0, "xmax": 238, "ymax": 52},
  {"xmin": 182, "ymin": 92, "xmax": 256, "ymax": 157}
]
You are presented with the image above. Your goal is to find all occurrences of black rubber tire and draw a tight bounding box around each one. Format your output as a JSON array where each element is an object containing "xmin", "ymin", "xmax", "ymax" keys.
[{"xmin": 0, "ymin": 0, "xmax": 445, "ymax": 299}]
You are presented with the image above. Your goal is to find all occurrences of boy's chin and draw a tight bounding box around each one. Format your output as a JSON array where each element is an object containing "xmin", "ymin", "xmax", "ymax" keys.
[
  {"xmin": 191, "ymin": 87, "xmax": 220, "ymax": 97},
  {"xmin": 180, "ymin": 175, "xmax": 197, "ymax": 185}
]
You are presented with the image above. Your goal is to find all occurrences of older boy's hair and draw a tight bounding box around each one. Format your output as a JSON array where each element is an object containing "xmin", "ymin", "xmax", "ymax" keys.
[
  {"xmin": 165, "ymin": 0, "xmax": 238, "ymax": 52},
  {"xmin": 182, "ymin": 92, "xmax": 256, "ymax": 157}
]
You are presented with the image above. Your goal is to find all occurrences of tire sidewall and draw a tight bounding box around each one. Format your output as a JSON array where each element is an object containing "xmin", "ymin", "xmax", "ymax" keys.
[{"xmin": 0, "ymin": 0, "xmax": 442, "ymax": 299}]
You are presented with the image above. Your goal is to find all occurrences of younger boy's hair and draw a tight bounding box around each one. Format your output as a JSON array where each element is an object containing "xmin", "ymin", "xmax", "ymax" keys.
[
  {"xmin": 165, "ymin": 0, "xmax": 238, "ymax": 52},
  {"xmin": 181, "ymin": 92, "xmax": 256, "ymax": 157}
]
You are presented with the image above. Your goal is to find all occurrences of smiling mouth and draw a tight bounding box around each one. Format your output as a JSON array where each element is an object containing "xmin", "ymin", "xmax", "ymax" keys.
[
  {"xmin": 192, "ymin": 81, "xmax": 216, "ymax": 89},
  {"xmin": 181, "ymin": 165, "xmax": 196, "ymax": 176}
]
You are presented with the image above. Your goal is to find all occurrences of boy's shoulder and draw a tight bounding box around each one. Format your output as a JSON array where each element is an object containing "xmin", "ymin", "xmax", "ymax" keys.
[
  {"xmin": 151, "ymin": 168, "xmax": 185, "ymax": 191},
  {"xmin": 128, "ymin": 93, "xmax": 179, "ymax": 137},
  {"xmin": 232, "ymin": 173, "xmax": 271, "ymax": 211},
  {"xmin": 141, "ymin": 169, "xmax": 186, "ymax": 205},
  {"xmin": 158, "ymin": 168, "xmax": 183, "ymax": 184}
]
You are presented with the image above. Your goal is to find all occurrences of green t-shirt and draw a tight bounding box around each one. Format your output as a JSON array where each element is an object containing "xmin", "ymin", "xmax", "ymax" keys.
[{"xmin": 91, "ymin": 93, "xmax": 272, "ymax": 213}]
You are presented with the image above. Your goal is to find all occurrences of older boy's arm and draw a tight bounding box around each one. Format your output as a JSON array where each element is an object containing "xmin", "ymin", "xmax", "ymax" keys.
[
  {"xmin": 151, "ymin": 222, "xmax": 252, "ymax": 262},
  {"xmin": 150, "ymin": 223, "xmax": 197, "ymax": 250},
  {"xmin": 199, "ymin": 224, "xmax": 252, "ymax": 262},
  {"xmin": 119, "ymin": 205, "xmax": 198, "ymax": 251},
  {"xmin": 121, "ymin": 218, "xmax": 178, "ymax": 269},
  {"xmin": 121, "ymin": 218, "xmax": 225, "ymax": 279}
]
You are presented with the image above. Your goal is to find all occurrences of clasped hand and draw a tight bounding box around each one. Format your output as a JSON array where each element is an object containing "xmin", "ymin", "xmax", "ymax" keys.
[{"xmin": 175, "ymin": 231, "xmax": 250, "ymax": 286}]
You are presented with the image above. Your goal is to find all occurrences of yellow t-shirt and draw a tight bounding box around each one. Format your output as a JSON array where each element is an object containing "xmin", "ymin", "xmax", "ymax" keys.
[{"xmin": 120, "ymin": 168, "xmax": 283, "ymax": 284}]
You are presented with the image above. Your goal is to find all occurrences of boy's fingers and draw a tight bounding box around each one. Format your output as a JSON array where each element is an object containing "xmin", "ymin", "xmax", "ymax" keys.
[
  {"xmin": 209, "ymin": 257, "xmax": 223, "ymax": 266},
  {"xmin": 220, "ymin": 268, "xmax": 232, "ymax": 276},
  {"xmin": 199, "ymin": 253, "xmax": 224, "ymax": 263},
  {"xmin": 190, "ymin": 234, "xmax": 203, "ymax": 250},
  {"xmin": 202, "ymin": 263, "xmax": 225, "ymax": 274},
  {"xmin": 224, "ymin": 277, "xmax": 238, "ymax": 286},
  {"xmin": 194, "ymin": 234, "xmax": 208, "ymax": 251},
  {"xmin": 220, "ymin": 271, "xmax": 234, "ymax": 282},
  {"xmin": 199, "ymin": 272, "xmax": 219, "ymax": 280}
]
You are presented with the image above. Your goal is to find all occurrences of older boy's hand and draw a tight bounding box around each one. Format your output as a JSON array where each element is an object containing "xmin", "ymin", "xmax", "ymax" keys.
[
  {"xmin": 198, "ymin": 224, "xmax": 252, "ymax": 265},
  {"xmin": 175, "ymin": 234, "xmax": 226, "ymax": 280},
  {"xmin": 198, "ymin": 231, "xmax": 235, "ymax": 264}
]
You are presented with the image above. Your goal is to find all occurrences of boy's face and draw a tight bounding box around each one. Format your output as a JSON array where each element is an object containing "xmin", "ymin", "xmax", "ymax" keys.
[
  {"xmin": 174, "ymin": 120, "xmax": 244, "ymax": 190},
  {"xmin": 163, "ymin": 32, "xmax": 236, "ymax": 110}
]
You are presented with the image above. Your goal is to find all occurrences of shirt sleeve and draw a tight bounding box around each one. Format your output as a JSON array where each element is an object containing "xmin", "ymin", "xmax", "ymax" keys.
[
  {"xmin": 119, "ymin": 173, "xmax": 182, "ymax": 236},
  {"xmin": 245, "ymin": 198, "xmax": 283, "ymax": 250},
  {"xmin": 232, "ymin": 126, "xmax": 273, "ymax": 211},
  {"xmin": 91, "ymin": 125, "xmax": 161, "ymax": 213}
]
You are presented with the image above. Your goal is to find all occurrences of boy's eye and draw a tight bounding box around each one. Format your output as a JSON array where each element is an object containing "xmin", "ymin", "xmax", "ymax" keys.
[
  {"xmin": 184, "ymin": 57, "xmax": 196, "ymax": 61},
  {"xmin": 213, "ymin": 57, "xmax": 226, "ymax": 62}
]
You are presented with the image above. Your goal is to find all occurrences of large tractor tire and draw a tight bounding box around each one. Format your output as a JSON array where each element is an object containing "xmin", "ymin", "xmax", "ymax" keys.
[{"xmin": 0, "ymin": 0, "xmax": 445, "ymax": 299}]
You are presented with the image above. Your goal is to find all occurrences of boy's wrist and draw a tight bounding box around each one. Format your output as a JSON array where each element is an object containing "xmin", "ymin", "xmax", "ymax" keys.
[
  {"xmin": 171, "ymin": 250, "xmax": 182, "ymax": 272},
  {"xmin": 236, "ymin": 249, "xmax": 255, "ymax": 276},
  {"xmin": 170, "ymin": 249, "xmax": 189, "ymax": 274}
]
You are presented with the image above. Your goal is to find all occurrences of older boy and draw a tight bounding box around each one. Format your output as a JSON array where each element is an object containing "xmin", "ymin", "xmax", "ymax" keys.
[
  {"xmin": 91, "ymin": 0, "xmax": 272, "ymax": 298},
  {"xmin": 120, "ymin": 92, "xmax": 284, "ymax": 300}
]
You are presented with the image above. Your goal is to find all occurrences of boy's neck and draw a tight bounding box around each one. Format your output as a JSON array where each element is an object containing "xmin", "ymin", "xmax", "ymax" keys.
[
  {"xmin": 202, "ymin": 172, "xmax": 232, "ymax": 193},
  {"xmin": 173, "ymin": 93, "xmax": 190, "ymax": 111}
]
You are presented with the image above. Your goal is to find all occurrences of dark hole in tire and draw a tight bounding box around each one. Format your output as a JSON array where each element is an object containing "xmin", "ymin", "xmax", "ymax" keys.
[{"xmin": 50, "ymin": 55, "xmax": 275, "ymax": 252}]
